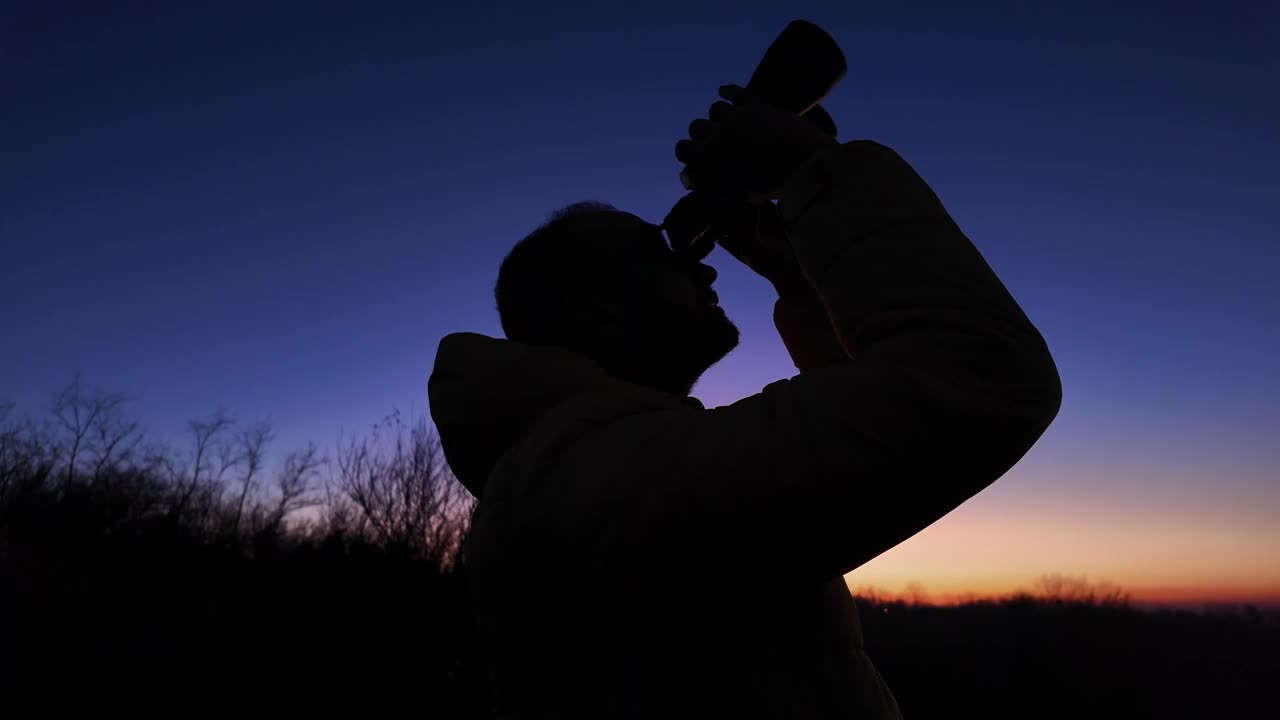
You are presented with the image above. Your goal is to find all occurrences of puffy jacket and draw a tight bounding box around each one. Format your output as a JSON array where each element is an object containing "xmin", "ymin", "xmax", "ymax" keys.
[{"xmin": 429, "ymin": 141, "xmax": 1063, "ymax": 718}]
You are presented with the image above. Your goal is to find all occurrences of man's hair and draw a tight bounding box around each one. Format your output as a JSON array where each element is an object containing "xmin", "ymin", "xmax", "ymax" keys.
[{"xmin": 495, "ymin": 201, "xmax": 616, "ymax": 345}]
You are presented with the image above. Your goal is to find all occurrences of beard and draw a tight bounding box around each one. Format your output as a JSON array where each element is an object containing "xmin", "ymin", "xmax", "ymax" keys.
[
  {"xmin": 641, "ymin": 305, "xmax": 740, "ymax": 397},
  {"xmin": 580, "ymin": 303, "xmax": 740, "ymax": 398},
  {"xmin": 688, "ymin": 305, "xmax": 740, "ymax": 372}
]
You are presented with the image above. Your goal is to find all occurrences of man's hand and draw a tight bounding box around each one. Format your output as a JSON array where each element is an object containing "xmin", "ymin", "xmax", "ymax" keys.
[
  {"xmin": 675, "ymin": 85, "xmax": 837, "ymax": 294},
  {"xmin": 675, "ymin": 85, "xmax": 838, "ymax": 201},
  {"xmin": 717, "ymin": 201, "xmax": 811, "ymax": 298}
]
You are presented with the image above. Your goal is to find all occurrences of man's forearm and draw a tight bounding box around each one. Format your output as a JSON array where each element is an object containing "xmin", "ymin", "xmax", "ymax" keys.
[{"xmin": 773, "ymin": 287, "xmax": 849, "ymax": 372}]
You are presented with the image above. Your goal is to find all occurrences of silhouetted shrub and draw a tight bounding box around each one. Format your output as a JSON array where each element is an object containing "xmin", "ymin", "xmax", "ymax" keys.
[{"xmin": 0, "ymin": 382, "xmax": 479, "ymax": 716}]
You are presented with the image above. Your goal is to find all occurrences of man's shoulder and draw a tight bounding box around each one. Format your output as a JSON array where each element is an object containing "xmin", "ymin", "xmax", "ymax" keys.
[
  {"xmin": 468, "ymin": 389, "xmax": 702, "ymax": 556},
  {"xmin": 488, "ymin": 387, "xmax": 701, "ymax": 503}
]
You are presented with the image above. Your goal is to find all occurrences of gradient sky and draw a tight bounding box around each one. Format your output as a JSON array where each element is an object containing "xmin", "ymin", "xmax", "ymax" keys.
[{"xmin": 4, "ymin": 1, "xmax": 1278, "ymax": 605}]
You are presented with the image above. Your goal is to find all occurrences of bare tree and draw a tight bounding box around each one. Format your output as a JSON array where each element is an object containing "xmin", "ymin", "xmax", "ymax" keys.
[
  {"xmin": 50, "ymin": 378, "xmax": 131, "ymax": 488},
  {"xmin": 334, "ymin": 414, "xmax": 472, "ymax": 567},
  {"xmin": 1033, "ymin": 574, "xmax": 1131, "ymax": 608},
  {"xmin": 312, "ymin": 479, "xmax": 361, "ymax": 542},
  {"xmin": 172, "ymin": 410, "xmax": 234, "ymax": 520},
  {"xmin": 903, "ymin": 582, "xmax": 932, "ymax": 607},
  {"xmin": 231, "ymin": 421, "xmax": 274, "ymax": 534},
  {"xmin": 0, "ymin": 402, "xmax": 39, "ymax": 501},
  {"xmin": 86, "ymin": 399, "xmax": 142, "ymax": 485},
  {"xmin": 849, "ymin": 585, "xmax": 892, "ymax": 609},
  {"xmin": 260, "ymin": 444, "xmax": 323, "ymax": 535}
]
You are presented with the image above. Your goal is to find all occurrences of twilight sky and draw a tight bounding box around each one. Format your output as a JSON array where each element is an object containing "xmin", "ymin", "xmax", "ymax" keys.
[{"xmin": 3, "ymin": 1, "xmax": 1277, "ymax": 605}]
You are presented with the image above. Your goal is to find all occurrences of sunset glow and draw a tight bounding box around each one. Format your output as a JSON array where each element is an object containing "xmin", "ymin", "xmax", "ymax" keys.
[{"xmin": 845, "ymin": 491, "xmax": 1280, "ymax": 606}]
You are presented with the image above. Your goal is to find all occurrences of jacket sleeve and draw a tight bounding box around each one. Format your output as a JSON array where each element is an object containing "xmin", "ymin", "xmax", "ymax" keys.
[
  {"xmin": 574, "ymin": 141, "xmax": 1063, "ymax": 592},
  {"xmin": 773, "ymin": 289, "xmax": 851, "ymax": 372}
]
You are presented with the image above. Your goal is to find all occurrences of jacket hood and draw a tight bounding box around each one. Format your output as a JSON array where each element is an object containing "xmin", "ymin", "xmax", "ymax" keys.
[{"xmin": 427, "ymin": 332, "xmax": 625, "ymax": 498}]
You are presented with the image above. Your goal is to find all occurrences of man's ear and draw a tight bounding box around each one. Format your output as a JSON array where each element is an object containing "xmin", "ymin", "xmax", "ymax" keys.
[
  {"xmin": 584, "ymin": 299, "xmax": 631, "ymax": 348},
  {"xmin": 561, "ymin": 297, "xmax": 628, "ymax": 346}
]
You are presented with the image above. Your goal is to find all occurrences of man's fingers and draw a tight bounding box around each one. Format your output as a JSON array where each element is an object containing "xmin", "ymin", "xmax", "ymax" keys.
[
  {"xmin": 708, "ymin": 100, "xmax": 734, "ymax": 123},
  {"xmin": 677, "ymin": 86, "xmax": 759, "ymax": 192},
  {"xmin": 687, "ymin": 118, "xmax": 716, "ymax": 141},
  {"xmin": 718, "ymin": 84, "xmax": 751, "ymax": 104},
  {"xmin": 674, "ymin": 138, "xmax": 703, "ymax": 166}
]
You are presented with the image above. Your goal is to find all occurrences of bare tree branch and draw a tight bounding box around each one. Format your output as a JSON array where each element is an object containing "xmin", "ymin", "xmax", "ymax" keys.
[
  {"xmin": 86, "ymin": 398, "xmax": 142, "ymax": 485},
  {"xmin": 51, "ymin": 378, "xmax": 131, "ymax": 489},
  {"xmin": 232, "ymin": 421, "xmax": 273, "ymax": 534},
  {"xmin": 332, "ymin": 414, "xmax": 472, "ymax": 567},
  {"xmin": 263, "ymin": 443, "xmax": 323, "ymax": 535},
  {"xmin": 173, "ymin": 410, "xmax": 234, "ymax": 520}
]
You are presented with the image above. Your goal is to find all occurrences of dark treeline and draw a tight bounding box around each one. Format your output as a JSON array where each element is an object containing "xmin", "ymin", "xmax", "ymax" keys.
[{"xmin": 1, "ymin": 382, "xmax": 1275, "ymax": 718}]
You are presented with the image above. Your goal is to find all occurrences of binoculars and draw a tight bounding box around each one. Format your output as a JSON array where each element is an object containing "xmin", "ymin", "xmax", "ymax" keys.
[{"xmin": 662, "ymin": 20, "xmax": 847, "ymax": 260}]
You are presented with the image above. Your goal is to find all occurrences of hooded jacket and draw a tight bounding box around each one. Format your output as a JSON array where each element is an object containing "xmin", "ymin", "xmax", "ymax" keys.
[{"xmin": 429, "ymin": 141, "xmax": 1063, "ymax": 718}]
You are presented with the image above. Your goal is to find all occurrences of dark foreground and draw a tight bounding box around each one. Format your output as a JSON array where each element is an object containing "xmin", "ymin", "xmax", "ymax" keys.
[{"xmin": 3, "ymin": 543, "xmax": 1276, "ymax": 719}]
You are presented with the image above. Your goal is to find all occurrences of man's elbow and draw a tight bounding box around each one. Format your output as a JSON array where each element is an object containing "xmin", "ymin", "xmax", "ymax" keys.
[
  {"xmin": 986, "ymin": 344, "xmax": 1062, "ymax": 478},
  {"xmin": 1041, "ymin": 360, "xmax": 1064, "ymax": 427},
  {"xmin": 1026, "ymin": 338, "xmax": 1064, "ymax": 435},
  {"xmin": 958, "ymin": 335, "xmax": 1063, "ymax": 476}
]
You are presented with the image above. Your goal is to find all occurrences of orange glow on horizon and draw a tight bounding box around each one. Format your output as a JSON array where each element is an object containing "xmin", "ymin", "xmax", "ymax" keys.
[
  {"xmin": 836, "ymin": 467, "xmax": 1280, "ymax": 608},
  {"xmin": 841, "ymin": 577, "xmax": 1280, "ymax": 608}
]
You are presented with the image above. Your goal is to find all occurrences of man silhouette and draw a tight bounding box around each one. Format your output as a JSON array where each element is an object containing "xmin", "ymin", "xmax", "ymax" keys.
[{"xmin": 429, "ymin": 86, "xmax": 1061, "ymax": 718}]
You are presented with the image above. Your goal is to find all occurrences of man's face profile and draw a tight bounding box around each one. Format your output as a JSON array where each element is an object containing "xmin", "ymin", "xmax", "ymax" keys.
[
  {"xmin": 495, "ymin": 203, "xmax": 740, "ymax": 396},
  {"xmin": 565, "ymin": 209, "xmax": 740, "ymax": 394}
]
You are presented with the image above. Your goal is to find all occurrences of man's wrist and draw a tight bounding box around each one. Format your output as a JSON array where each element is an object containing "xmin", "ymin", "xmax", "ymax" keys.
[
  {"xmin": 770, "ymin": 266, "xmax": 814, "ymax": 300},
  {"xmin": 775, "ymin": 136, "xmax": 840, "ymax": 199}
]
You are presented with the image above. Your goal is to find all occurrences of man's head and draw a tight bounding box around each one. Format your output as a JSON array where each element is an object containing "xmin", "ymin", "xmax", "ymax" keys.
[{"xmin": 495, "ymin": 202, "xmax": 739, "ymax": 396}]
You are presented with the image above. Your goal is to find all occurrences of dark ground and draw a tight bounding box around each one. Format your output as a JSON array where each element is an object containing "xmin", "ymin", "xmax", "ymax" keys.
[
  {"xmin": 859, "ymin": 597, "xmax": 1278, "ymax": 718},
  {"xmin": 3, "ymin": 542, "xmax": 1276, "ymax": 719}
]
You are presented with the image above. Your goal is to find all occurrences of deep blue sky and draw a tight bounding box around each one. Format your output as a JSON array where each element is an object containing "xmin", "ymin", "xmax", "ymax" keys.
[{"xmin": 3, "ymin": 2, "xmax": 1277, "ymax": 597}]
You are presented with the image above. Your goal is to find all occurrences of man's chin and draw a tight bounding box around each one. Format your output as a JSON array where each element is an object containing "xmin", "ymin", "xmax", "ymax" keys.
[{"xmin": 699, "ymin": 309, "xmax": 741, "ymax": 363}]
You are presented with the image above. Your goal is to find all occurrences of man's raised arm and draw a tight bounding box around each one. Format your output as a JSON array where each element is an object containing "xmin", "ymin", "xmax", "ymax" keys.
[{"xmin": 577, "ymin": 89, "xmax": 1062, "ymax": 590}]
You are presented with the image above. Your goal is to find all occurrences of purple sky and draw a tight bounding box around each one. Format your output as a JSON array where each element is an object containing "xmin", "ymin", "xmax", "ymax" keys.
[{"xmin": 3, "ymin": 1, "xmax": 1277, "ymax": 600}]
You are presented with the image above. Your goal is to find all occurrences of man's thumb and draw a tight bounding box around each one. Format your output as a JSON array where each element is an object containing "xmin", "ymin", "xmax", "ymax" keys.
[{"xmin": 718, "ymin": 84, "xmax": 756, "ymax": 106}]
